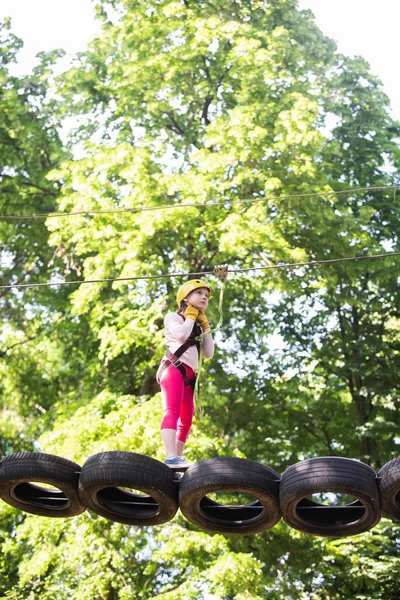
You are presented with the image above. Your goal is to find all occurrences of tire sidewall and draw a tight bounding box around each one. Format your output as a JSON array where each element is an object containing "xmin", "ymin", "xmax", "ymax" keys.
[
  {"xmin": 78, "ymin": 452, "xmax": 179, "ymax": 526},
  {"xmin": 180, "ymin": 482, "xmax": 281, "ymax": 535},
  {"xmin": 0, "ymin": 453, "xmax": 84, "ymax": 518},
  {"xmin": 280, "ymin": 458, "xmax": 381, "ymax": 537},
  {"xmin": 378, "ymin": 457, "xmax": 400, "ymax": 519},
  {"xmin": 179, "ymin": 458, "xmax": 281, "ymax": 535}
]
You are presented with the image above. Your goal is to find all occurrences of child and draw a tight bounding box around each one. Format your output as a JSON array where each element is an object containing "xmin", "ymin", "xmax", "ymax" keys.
[{"xmin": 157, "ymin": 280, "xmax": 214, "ymax": 467}]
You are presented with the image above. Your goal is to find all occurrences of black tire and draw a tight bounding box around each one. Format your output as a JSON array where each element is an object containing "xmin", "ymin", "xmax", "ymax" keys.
[
  {"xmin": 378, "ymin": 457, "xmax": 400, "ymax": 520},
  {"xmin": 279, "ymin": 457, "xmax": 381, "ymax": 537},
  {"xmin": 0, "ymin": 452, "xmax": 85, "ymax": 518},
  {"xmin": 179, "ymin": 457, "xmax": 281, "ymax": 535},
  {"xmin": 78, "ymin": 451, "xmax": 179, "ymax": 526}
]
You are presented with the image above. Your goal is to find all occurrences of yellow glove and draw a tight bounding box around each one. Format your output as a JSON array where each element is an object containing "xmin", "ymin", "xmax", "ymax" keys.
[
  {"xmin": 197, "ymin": 311, "xmax": 211, "ymax": 331},
  {"xmin": 184, "ymin": 305, "xmax": 199, "ymax": 321}
]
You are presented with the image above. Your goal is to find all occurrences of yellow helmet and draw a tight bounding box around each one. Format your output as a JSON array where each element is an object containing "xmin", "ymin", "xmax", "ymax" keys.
[{"xmin": 176, "ymin": 279, "xmax": 212, "ymax": 306}]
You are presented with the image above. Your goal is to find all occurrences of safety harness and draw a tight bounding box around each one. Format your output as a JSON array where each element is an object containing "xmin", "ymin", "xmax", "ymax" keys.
[
  {"xmin": 157, "ymin": 320, "xmax": 202, "ymax": 389},
  {"xmin": 158, "ymin": 265, "xmax": 229, "ymax": 419}
]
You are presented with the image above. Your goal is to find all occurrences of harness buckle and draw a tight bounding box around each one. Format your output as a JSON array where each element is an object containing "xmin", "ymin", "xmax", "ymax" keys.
[{"xmin": 172, "ymin": 359, "xmax": 183, "ymax": 368}]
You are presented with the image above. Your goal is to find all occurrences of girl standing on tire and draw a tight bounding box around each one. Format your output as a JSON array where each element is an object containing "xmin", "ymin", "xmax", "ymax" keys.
[{"xmin": 157, "ymin": 280, "xmax": 214, "ymax": 468}]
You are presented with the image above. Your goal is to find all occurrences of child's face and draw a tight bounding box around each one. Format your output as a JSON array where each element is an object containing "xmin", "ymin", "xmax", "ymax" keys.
[{"xmin": 185, "ymin": 287, "xmax": 210, "ymax": 311}]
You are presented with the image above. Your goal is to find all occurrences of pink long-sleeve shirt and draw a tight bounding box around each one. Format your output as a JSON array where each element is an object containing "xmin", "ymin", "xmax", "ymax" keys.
[{"xmin": 162, "ymin": 312, "xmax": 214, "ymax": 371}]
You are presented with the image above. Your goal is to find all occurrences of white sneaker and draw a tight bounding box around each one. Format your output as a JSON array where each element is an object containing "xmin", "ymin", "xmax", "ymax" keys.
[
  {"xmin": 176, "ymin": 456, "xmax": 191, "ymax": 468},
  {"xmin": 164, "ymin": 456, "xmax": 191, "ymax": 470},
  {"xmin": 164, "ymin": 456, "xmax": 181, "ymax": 467}
]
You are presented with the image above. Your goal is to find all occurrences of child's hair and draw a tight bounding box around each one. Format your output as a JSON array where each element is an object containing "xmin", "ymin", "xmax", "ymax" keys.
[{"xmin": 177, "ymin": 299, "xmax": 187, "ymax": 316}]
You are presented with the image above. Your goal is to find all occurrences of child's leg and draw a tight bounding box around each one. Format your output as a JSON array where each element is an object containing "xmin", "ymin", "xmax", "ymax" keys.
[
  {"xmin": 159, "ymin": 365, "xmax": 185, "ymax": 457},
  {"xmin": 161, "ymin": 428, "xmax": 178, "ymax": 457},
  {"xmin": 176, "ymin": 438, "xmax": 186, "ymax": 456},
  {"xmin": 176, "ymin": 383, "xmax": 195, "ymax": 454}
]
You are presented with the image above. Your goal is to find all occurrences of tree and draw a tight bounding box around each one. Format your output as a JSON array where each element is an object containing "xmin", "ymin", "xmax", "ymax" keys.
[
  {"xmin": 0, "ymin": 1, "xmax": 399, "ymax": 598},
  {"xmin": 0, "ymin": 20, "xmax": 109, "ymax": 595}
]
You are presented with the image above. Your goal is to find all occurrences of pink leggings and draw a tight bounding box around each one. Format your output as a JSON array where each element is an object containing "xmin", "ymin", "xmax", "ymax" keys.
[{"xmin": 157, "ymin": 362, "xmax": 196, "ymax": 443}]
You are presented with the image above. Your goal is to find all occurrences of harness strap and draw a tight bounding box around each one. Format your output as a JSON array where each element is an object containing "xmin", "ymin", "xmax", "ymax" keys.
[
  {"xmin": 157, "ymin": 356, "xmax": 197, "ymax": 388},
  {"xmin": 157, "ymin": 321, "xmax": 201, "ymax": 386}
]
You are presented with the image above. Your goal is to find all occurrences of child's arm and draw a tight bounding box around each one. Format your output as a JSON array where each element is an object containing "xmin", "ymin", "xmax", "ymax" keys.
[
  {"xmin": 197, "ymin": 312, "xmax": 214, "ymax": 359},
  {"xmin": 164, "ymin": 312, "xmax": 197, "ymax": 344},
  {"xmin": 201, "ymin": 331, "xmax": 214, "ymax": 360}
]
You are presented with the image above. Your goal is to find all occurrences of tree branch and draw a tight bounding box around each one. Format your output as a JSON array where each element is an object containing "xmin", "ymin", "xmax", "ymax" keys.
[
  {"xmin": 0, "ymin": 336, "xmax": 36, "ymax": 358},
  {"xmin": 336, "ymin": 304, "xmax": 349, "ymax": 360},
  {"xmin": 165, "ymin": 111, "xmax": 185, "ymax": 136},
  {"xmin": 22, "ymin": 180, "xmax": 57, "ymax": 197},
  {"xmin": 201, "ymin": 55, "xmax": 212, "ymax": 81},
  {"xmin": 201, "ymin": 94, "xmax": 213, "ymax": 125}
]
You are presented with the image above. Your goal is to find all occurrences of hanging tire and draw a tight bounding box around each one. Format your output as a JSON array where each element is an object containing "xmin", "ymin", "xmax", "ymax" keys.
[
  {"xmin": 78, "ymin": 451, "xmax": 179, "ymax": 526},
  {"xmin": 0, "ymin": 452, "xmax": 85, "ymax": 518},
  {"xmin": 279, "ymin": 457, "xmax": 381, "ymax": 537},
  {"xmin": 179, "ymin": 457, "xmax": 281, "ymax": 535},
  {"xmin": 378, "ymin": 457, "xmax": 400, "ymax": 520}
]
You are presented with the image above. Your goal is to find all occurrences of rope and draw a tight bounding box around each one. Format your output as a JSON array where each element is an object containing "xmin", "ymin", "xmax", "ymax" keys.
[
  {"xmin": 194, "ymin": 278, "xmax": 227, "ymax": 420},
  {"xmin": 0, "ymin": 185, "xmax": 398, "ymax": 220},
  {"xmin": 0, "ymin": 251, "xmax": 399, "ymax": 291}
]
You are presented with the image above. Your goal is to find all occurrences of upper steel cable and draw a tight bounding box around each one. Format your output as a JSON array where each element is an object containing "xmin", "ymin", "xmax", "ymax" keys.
[
  {"xmin": 0, "ymin": 185, "xmax": 398, "ymax": 220},
  {"xmin": 0, "ymin": 251, "xmax": 399, "ymax": 290}
]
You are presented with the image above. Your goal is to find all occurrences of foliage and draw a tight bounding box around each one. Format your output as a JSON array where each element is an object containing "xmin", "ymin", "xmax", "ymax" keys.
[{"xmin": 0, "ymin": 1, "xmax": 399, "ymax": 599}]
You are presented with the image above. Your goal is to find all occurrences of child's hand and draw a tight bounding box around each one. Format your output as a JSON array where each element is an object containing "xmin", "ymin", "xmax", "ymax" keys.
[
  {"xmin": 184, "ymin": 305, "xmax": 199, "ymax": 321},
  {"xmin": 197, "ymin": 311, "xmax": 211, "ymax": 331}
]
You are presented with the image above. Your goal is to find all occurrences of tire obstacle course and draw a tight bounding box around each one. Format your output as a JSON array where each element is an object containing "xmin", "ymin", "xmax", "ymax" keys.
[{"xmin": 0, "ymin": 452, "xmax": 398, "ymax": 537}]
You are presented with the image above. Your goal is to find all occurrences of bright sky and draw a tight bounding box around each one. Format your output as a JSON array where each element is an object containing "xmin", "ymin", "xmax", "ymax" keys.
[
  {"xmin": 0, "ymin": 0, "xmax": 399, "ymax": 120},
  {"xmin": 298, "ymin": 0, "xmax": 400, "ymax": 120}
]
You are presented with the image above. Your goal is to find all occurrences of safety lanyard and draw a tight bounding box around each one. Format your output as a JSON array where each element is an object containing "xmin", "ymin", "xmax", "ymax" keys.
[{"xmin": 194, "ymin": 266, "xmax": 228, "ymax": 420}]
